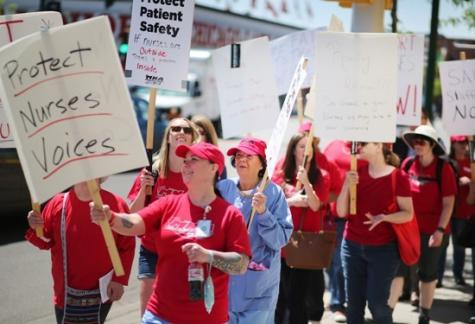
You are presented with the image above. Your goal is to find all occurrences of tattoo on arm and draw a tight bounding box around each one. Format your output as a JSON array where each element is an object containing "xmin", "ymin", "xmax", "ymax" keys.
[
  {"xmin": 211, "ymin": 253, "xmax": 246, "ymax": 275},
  {"xmin": 120, "ymin": 216, "xmax": 134, "ymax": 229}
]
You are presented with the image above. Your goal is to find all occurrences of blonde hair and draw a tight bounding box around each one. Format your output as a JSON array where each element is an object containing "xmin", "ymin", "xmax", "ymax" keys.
[
  {"xmin": 191, "ymin": 114, "xmax": 219, "ymax": 146},
  {"xmin": 383, "ymin": 145, "xmax": 400, "ymax": 167},
  {"xmin": 152, "ymin": 117, "xmax": 198, "ymax": 178}
]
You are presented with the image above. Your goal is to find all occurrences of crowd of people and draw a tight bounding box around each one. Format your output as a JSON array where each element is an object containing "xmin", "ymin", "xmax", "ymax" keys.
[{"xmin": 26, "ymin": 113, "xmax": 475, "ymax": 324}]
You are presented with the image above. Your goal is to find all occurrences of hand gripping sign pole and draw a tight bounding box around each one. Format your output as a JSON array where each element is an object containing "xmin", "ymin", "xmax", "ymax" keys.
[
  {"xmin": 247, "ymin": 57, "xmax": 308, "ymax": 231},
  {"xmin": 294, "ymin": 123, "xmax": 314, "ymax": 192},
  {"xmin": 87, "ymin": 180, "xmax": 125, "ymax": 276}
]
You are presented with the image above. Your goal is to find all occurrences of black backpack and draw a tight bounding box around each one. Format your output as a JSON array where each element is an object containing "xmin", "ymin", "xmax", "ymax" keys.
[{"xmin": 403, "ymin": 156, "xmax": 459, "ymax": 192}]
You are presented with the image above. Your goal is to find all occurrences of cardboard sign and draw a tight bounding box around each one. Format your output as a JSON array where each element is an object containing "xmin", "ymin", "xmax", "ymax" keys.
[
  {"xmin": 439, "ymin": 59, "xmax": 475, "ymax": 136},
  {"xmin": 396, "ymin": 34, "xmax": 424, "ymax": 126},
  {"xmin": 271, "ymin": 27, "xmax": 324, "ymax": 95},
  {"xmin": 313, "ymin": 32, "xmax": 398, "ymax": 143},
  {"xmin": 0, "ymin": 12, "xmax": 63, "ymax": 148},
  {"xmin": 0, "ymin": 16, "xmax": 148, "ymax": 203},
  {"xmin": 125, "ymin": 0, "xmax": 195, "ymax": 91},
  {"xmin": 266, "ymin": 56, "xmax": 308, "ymax": 179},
  {"xmin": 212, "ymin": 36, "xmax": 280, "ymax": 139}
]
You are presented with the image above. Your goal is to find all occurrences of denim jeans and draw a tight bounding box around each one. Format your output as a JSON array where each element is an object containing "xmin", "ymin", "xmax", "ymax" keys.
[
  {"xmin": 141, "ymin": 310, "xmax": 171, "ymax": 324},
  {"xmin": 229, "ymin": 310, "xmax": 274, "ymax": 324},
  {"xmin": 341, "ymin": 239, "xmax": 400, "ymax": 324},
  {"xmin": 327, "ymin": 219, "xmax": 346, "ymax": 312},
  {"xmin": 138, "ymin": 245, "xmax": 158, "ymax": 279}
]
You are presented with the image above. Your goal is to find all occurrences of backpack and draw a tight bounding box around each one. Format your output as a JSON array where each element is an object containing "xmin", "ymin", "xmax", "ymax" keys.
[{"xmin": 403, "ymin": 156, "xmax": 459, "ymax": 192}]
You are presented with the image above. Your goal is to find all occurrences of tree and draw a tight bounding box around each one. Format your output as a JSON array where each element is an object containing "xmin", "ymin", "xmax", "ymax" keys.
[{"xmin": 443, "ymin": 0, "xmax": 475, "ymax": 30}]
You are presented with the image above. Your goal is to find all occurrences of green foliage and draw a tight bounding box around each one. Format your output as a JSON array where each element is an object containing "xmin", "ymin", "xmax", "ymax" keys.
[{"xmin": 442, "ymin": 0, "xmax": 475, "ymax": 29}]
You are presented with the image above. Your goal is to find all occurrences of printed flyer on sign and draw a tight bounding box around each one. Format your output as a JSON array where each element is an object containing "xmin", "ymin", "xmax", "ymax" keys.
[{"xmin": 125, "ymin": 0, "xmax": 195, "ymax": 91}]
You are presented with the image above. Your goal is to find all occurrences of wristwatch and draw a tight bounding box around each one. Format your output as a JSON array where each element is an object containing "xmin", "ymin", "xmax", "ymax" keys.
[{"xmin": 436, "ymin": 226, "xmax": 445, "ymax": 233}]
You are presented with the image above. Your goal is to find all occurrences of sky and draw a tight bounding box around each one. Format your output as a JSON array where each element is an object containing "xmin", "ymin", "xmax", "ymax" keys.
[{"xmin": 313, "ymin": 0, "xmax": 475, "ymax": 40}]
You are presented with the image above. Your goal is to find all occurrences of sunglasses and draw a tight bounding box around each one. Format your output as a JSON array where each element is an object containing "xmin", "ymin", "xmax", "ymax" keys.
[
  {"xmin": 170, "ymin": 126, "xmax": 193, "ymax": 134},
  {"xmin": 412, "ymin": 138, "xmax": 428, "ymax": 146},
  {"xmin": 357, "ymin": 142, "xmax": 368, "ymax": 147}
]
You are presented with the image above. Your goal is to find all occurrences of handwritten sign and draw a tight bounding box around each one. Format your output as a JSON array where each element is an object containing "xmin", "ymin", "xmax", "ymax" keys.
[
  {"xmin": 0, "ymin": 12, "xmax": 63, "ymax": 148},
  {"xmin": 271, "ymin": 27, "xmax": 324, "ymax": 95},
  {"xmin": 125, "ymin": 0, "xmax": 195, "ymax": 91},
  {"xmin": 267, "ymin": 57, "xmax": 308, "ymax": 179},
  {"xmin": 212, "ymin": 36, "xmax": 280, "ymax": 139},
  {"xmin": 439, "ymin": 59, "xmax": 475, "ymax": 136},
  {"xmin": 396, "ymin": 34, "xmax": 424, "ymax": 126},
  {"xmin": 0, "ymin": 16, "xmax": 148, "ymax": 203},
  {"xmin": 313, "ymin": 32, "xmax": 398, "ymax": 143}
]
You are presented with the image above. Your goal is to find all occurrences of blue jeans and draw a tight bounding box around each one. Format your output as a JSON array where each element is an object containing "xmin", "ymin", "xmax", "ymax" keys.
[
  {"xmin": 229, "ymin": 310, "xmax": 274, "ymax": 324},
  {"xmin": 341, "ymin": 239, "xmax": 400, "ymax": 324},
  {"xmin": 138, "ymin": 245, "xmax": 158, "ymax": 279},
  {"xmin": 327, "ymin": 219, "xmax": 346, "ymax": 312},
  {"xmin": 141, "ymin": 310, "xmax": 170, "ymax": 324}
]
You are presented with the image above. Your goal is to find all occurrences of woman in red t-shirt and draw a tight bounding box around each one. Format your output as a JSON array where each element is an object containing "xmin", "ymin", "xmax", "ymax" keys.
[
  {"xmin": 91, "ymin": 143, "xmax": 252, "ymax": 324},
  {"xmin": 127, "ymin": 117, "xmax": 198, "ymax": 315},
  {"xmin": 273, "ymin": 133, "xmax": 330, "ymax": 324},
  {"xmin": 401, "ymin": 125, "xmax": 456, "ymax": 324},
  {"xmin": 337, "ymin": 142, "xmax": 413, "ymax": 324}
]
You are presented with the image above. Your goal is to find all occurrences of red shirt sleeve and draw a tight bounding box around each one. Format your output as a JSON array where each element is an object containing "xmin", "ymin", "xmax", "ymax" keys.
[
  {"xmin": 327, "ymin": 160, "xmax": 343, "ymax": 194},
  {"xmin": 127, "ymin": 169, "xmax": 145, "ymax": 202},
  {"xmin": 138, "ymin": 195, "xmax": 170, "ymax": 233},
  {"xmin": 224, "ymin": 206, "xmax": 252, "ymax": 258},
  {"xmin": 441, "ymin": 161, "xmax": 457, "ymax": 197},
  {"xmin": 396, "ymin": 169, "xmax": 412, "ymax": 197}
]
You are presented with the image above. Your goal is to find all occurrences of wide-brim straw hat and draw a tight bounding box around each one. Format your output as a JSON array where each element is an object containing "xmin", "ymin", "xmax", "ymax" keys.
[{"xmin": 402, "ymin": 125, "xmax": 445, "ymax": 156}]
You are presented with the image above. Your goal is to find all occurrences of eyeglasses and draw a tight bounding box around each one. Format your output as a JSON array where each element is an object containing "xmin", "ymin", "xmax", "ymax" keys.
[{"xmin": 170, "ymin": 126, "xmax": 193, "ymax": 134}]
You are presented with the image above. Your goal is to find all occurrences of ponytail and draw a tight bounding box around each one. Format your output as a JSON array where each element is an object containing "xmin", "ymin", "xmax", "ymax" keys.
[{"xmin": 383, "ymin": 146, "xmax": 400, "ymax": 167}]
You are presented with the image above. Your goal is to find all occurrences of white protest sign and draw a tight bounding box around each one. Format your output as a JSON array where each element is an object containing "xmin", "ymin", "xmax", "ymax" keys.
[
  {"xmin": 212, "ymin": 36, "xmax": 280, "ymax": 139},
  {"xmin": 396, "ymin": 34, "xmax": 424, "ymax": 126},
  {"xmin": 271, "ymin": 27, "xmax": 324, "ymax": 95},
  {"xmin": 0, "ymin": 12, "xmax": 63, "ymax": 148},
  {"xmin": 439, "ymin": 59, "xmax": 475, "ymax": 136},
  {"xmin": 0, "ymin": 16, "xmax": 148, "ymax": 203},
  {"xmin": 125, "ymin": 0, "xmax": 195, "ymax": 91},
  {"xmin": 313, "ymin": 32, "xmax": 398, "ymax": 143},
  {"xmin": 267, "ymin": 57, "xmax": 308, "ymax": 179}
]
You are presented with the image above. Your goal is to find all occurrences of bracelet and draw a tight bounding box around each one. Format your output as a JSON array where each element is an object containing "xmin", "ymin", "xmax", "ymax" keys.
[
  {"xmin": 208, "ymin": 251, "xmax": 214, "ymax": 266},
  {"xmin": 436, "ymin": 226, "xmax": 445, "ymax": 233}
]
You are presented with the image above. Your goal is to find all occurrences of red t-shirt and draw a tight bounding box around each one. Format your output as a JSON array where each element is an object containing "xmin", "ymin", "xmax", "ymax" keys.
[
  {"xmin": 344, "ymin": 168, "xmax": 411, "ymax": 246},
  {"xmin": 454, "ymin": 158, "xmax": 475, "ymax": 219},
  {"xmin": 138, "ymin": 194, "xmax": 252, "ymax": 323},
  {"xmin": 25, "ymin": 189, "xmax": 135, "ymax": 308},
  {"xmin": 128, "ymin": 169, "xmax": 188, "ymax": 251},
  {"xmin": 402, "ymin": 156, "xmax": 457, "ymax": 234}
]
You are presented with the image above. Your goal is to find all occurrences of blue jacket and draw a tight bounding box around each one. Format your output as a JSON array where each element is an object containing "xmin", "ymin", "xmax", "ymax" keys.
[{"xmin": 217, "ymin": 178, "xmax": 293, "ymax": 312}]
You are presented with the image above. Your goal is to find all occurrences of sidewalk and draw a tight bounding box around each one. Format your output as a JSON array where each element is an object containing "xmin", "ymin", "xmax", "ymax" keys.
[{"xmin": 103, "ymin": 243, "xmax": 473, "ymax": 324}]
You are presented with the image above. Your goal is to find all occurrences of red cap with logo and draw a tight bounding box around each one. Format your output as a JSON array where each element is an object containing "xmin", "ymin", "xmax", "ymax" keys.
[
  {"xmin": 227, "ymin": 137, "xmax": 267, "ymax": 160},
  {"xmin": 176, "ymin": 142, "xmax": 225, "ymax": 175},
  {"xmin": 450, "ymin": 135, "xmax": 467, "ymax": 143},
  {"xmin": 298, "ymin": 121, "xmax": 312, "ymax": 133}
]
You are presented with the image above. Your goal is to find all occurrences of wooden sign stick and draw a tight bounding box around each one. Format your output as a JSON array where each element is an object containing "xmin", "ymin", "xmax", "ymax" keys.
[
  {"xmin": 32, "ymin": 201, "xmax": 43, "ymax": 238},
  {"xmin": 296, "ymin": 90, "xmax": 304, "ymax": 124},
  {"xmin": 87, "ymin": 180, "xmax": 125, "ymax": 276},
  {"xmin": 246, "ymin": 169, "xmax": 270, "ymax": 232},
  {"xmin": 145, "ymin": 88, "xmax": 157, "ymax": 196},
  {"xmin": 350, "ymin": 141, "xmax": 358, "ymax": 215}
]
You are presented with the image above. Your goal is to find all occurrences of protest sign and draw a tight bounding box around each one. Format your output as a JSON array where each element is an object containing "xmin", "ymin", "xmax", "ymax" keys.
[
  {"xmin": 212, "ymin": 36, "xmax": 280, "ymax": 139},
  {"xmin": 396, "ymin": 34, "xmax": 424, "ymax": 126},
  {"xmin": 125, "ymin": 0, "xmax": 195, "ymax": 91},
  {"xmin": 313, "ymin": 32, "xmax": 398, "ymax": 143},
  {"xmin": 266, "ymin": 56, "xmax": 308, "ymax": 179},
  {"xmin": 271, "ymin": 27, "xmax": 324, "ymax": 95},
  {"xmin": 0, "ymin": 16, "xmax": 148, "ymax": 204},
  {"xmin": 439, "ymin": 59, "xmax": 475, "ymax": 136},
  {"xmin": 0, "ymin": 12, "xmax": 63, "ymax": 148}
]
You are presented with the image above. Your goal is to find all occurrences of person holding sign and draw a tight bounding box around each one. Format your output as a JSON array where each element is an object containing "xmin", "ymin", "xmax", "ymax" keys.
[
  {"xmin": 26, "ymin": 179, "xmax": 135, "ymax": 324},
  {"xmin": 91, "ymin": 142, "xmax": 252, "ymax": 324},
  {"xmin": 401, "ymin": 125, "xmax": 456, "ymax": 324},
  {"xmin": 127, "ymin": 117, "xmax": 197, "ymax": 315},
  {"xmin": 336, "ymin": 142, "xmax": 413, "ymax": 324},
  {"xmin": 217, "ymin": 137, "xmax": 293, "ymax": 324},
  {"xmin": 272, "ymin": 132, "xmax": 330, "ymax": 324}
]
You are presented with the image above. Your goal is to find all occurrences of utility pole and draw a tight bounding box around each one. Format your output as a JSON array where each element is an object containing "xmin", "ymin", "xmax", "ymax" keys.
[{"xmin": 424, "ymin": 0, "xmax": 440, "ymax": 121}]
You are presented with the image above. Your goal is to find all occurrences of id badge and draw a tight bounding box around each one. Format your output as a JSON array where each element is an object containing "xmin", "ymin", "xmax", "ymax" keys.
[{"xmin": 196, "ymin": 220, "xmax": 212, "ymax": 238}]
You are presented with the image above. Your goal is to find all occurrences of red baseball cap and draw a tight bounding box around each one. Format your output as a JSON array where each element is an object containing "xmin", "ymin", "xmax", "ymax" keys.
[
  {"xmin": 227, "ymin": 137, "xmax": 267, "ymax": 160},
  {"xmin": 450, "ymin": 135, "xmax": 467, "ymax": 142},
  {"xmin": 176, "ymin": 142, "xmax": 225, "ymax": 176},
  {"xmin": 298, "ymin": 121, "xmax": 312, "ymax": 133}
]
